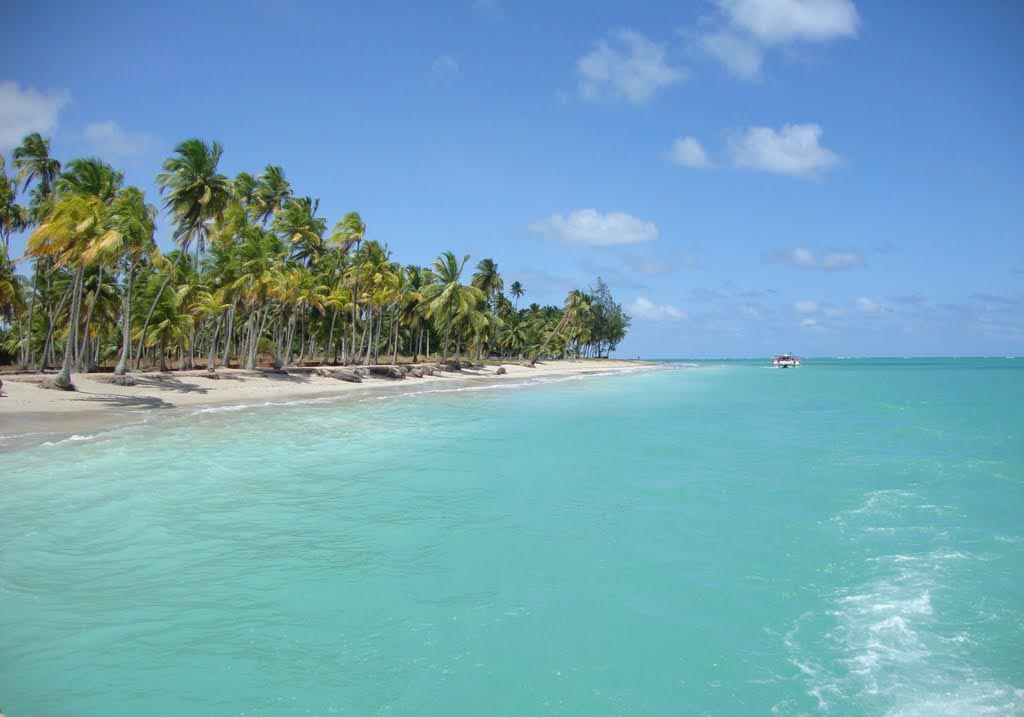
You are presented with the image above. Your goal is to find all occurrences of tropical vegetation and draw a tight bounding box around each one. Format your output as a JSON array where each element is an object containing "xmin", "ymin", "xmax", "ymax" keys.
[{"xmin": 0, "ymin": 135, "xmax": 630, "ymax": 388}]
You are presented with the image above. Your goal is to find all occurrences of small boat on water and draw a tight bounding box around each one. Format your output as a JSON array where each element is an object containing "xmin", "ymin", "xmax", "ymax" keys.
[{"xmin": 772, "ymin": 354, "xmax": 801, "ymax": 368}]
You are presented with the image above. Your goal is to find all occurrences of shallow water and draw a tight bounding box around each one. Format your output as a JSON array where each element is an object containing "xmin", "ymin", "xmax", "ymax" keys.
[{"xmin": 1, "ymin": 359, "xmax": 1022, "ymax": 715}]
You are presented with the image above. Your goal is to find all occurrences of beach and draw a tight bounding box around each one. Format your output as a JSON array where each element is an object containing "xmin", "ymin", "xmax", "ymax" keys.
[{"xmin": 0, "ymin": 359, "xmax": 652, "ymax": 446}]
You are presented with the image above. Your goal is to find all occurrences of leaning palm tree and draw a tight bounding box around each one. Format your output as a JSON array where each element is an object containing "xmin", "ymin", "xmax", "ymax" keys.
[
  {"xmin": 24, "ymin": 195, "xmax": 118, "ymax": 389},
  {"xmin": 421, "ymin": 251, "xmax": 484, "ymax": 365},
  {"xmin": 135, "ymin": 139, "xmax": 231, "ymax": 369},
  {"xmin": 84, "ymin": 187, "xmax": 160, "ymax": 375},
  {"xmin": 528, "ymin": 289, "xmax": 590, "ymax": 366}
]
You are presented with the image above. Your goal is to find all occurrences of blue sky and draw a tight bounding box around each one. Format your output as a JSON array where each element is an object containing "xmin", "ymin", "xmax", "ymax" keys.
[{"xmin": 1, "ymin": 0, "xmax": 1022, "ymax": 357}]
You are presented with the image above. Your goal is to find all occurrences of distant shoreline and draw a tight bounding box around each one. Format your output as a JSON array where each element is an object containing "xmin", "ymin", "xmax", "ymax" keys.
[{"xmin": 0, "ymin": 359, "xmax": 657, "ymax": 451}]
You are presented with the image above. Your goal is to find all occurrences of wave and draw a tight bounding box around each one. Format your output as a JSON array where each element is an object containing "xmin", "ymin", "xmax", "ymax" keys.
[{"xmin": 784, "ymin": 489, "xmax": 1024, "ymax": 716}]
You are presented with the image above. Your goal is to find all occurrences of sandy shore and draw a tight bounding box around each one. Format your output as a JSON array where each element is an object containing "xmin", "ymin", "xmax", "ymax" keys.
[{"xmin": 0, "ymin": 360, "xmax": 654, "ymax": 449}]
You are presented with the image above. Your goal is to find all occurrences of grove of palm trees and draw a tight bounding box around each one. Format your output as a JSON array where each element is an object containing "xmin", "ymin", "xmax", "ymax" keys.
[{"xmin": 0, "ymin": 135, "xmax": 631, "ymax": 389}]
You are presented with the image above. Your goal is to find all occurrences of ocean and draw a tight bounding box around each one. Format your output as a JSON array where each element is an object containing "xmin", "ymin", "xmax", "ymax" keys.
[{"xmin": 1, "ymin": 359, "xmax": 1022, "ymax": 715}]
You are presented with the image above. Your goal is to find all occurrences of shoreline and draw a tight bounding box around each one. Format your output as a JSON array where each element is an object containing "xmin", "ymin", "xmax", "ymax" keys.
[{"xmin": 0, "ymin": 360, "xmax": 657, "ymax": 451}]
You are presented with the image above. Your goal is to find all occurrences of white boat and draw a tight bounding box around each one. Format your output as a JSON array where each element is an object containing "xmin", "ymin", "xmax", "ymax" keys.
[{"xmin": 772, "ymin": 354, "xmax": 801, "ymax": 368}]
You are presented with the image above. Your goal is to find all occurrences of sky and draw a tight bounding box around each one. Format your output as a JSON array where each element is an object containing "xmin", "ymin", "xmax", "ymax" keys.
[{"xmin": 1, "ymin": 0, "xmax": 1022, "ymax": 358}]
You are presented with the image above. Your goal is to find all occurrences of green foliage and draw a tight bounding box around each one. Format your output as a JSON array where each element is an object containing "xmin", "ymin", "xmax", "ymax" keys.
[{"xmin": 2, "ymin": 134, "xmax": 631, "ymax": 372}]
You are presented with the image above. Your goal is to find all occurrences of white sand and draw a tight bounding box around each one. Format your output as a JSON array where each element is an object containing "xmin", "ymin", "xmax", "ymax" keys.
[{"xmin": 0, "ymin": 360, "xmax": 653, "ymax": 447}]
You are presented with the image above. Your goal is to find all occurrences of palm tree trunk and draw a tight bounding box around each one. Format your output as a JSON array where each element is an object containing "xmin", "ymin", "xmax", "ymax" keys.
[
  {"xmin": 206, "ymin": 313, "xmax": 221, "ymax": 371},
  {"xmin": 20, "ymin": 260, "xmax": 41, "ymax": 369},
  {"xmin": 529, "ymin": 311, "xmax": 573, "ymax": 367},
  {"xmin": 53, "ymin": 266, "xmax": 85, "ymax": 390},
  {"xmin": 324, "ymin": 308, "xmax": 338, "ymax": 365},
  {"xmin": 222, "ymin": 306, "xmax": 234, "ymax": 368},
  {"xmin": 361, "ymin": 304, "xmax": 373, "ymax": 364},
  {"xmin": 114, "ymin": 264, "xmax": 134, "ymax": 375},
  {"xmin": 39, "ymin": 279, "xmax": 74, "ymax": 374},
  {"xmin": 77, "ymin": 267, "xmax": 103, "ymax": 371},
  {"xmin": 134, "ymin": 251, "xmax": 188, "ymax": 370}
]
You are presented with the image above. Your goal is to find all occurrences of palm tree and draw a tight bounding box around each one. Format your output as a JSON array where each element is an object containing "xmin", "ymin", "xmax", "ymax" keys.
[
  {"xmin": 84, "ymin": 187, "xmax": 160, "ymax": 375},
  {"xmin": 25, "ymin": 195, "xmax": 118, "ymax": 389},
  {"xmin": 12, "ymin": 134, "xmax": 61, "ymax": 369},
  {"xmin": 329, "ymin": 212, "xmax": 365, "ymax": 361},
  {"xmin": 275, "ymin": 196, "xmax": 327, "ymax": 265},
  {"xmin": 510, "ymin": 280, "xmax": 524, "ymax": 309},
  {"xmin": 472, "ymin": 258, "xmax": 503, "ymax": 304},
  {"xmin": 421, "ymin": 251, "xmax": 484, "ymax": 365},
  {"xmin": 137, "ymin": 139, "xmax": 231, "ymax": 369},
  {"xmin": 0, "ymin": 250, "xmax": 24, "ymax": 326},
  {"xmin": 254, "ymin": 165, "xmax": 292, "ymax": 227},
  {"xmin": 55, "ymin": 158, "xmax": 124, "ymax": 203},
  {"xmin": 13, "ymin": 132, "xmax": 61, "ymax": 220},
  {"xmin": 0, "ymin": 157, "xmax": 29, "ymax": 251},
  {"xmin": 529, "ymin": 289, "xmax": 590, "ymax": 366}
]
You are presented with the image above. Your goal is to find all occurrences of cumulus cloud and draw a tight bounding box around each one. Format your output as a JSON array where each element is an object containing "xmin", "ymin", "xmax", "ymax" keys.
[
  {"xmin": 82, "ymin": 121, "xmax": 158, "ymax": 159},
  {"xmin": 577, "ymin": 30, "xmax": 686, "ymax": 105},
  {"xmin": 728, "ymin": 123, "xmax": 840, "ymax": 178},
  {"xmin": 627, "ymin": 296, "xmax": 688, "ymax": 320},
  {"xmin": 765, "ymin": 247, "xmax": 863, "ymax": 270},
  {"xmin": 698, "ymin": 0, "xmax": 859, "ymax": 78},
  {"xmin": 718, "ymin": 0, "xmax": 860, "ymax": 45},
  {"xmin": 0, "ymin": 80, "xmax": 70, "ymax": 150},
  {"xmin": 669, "ymin": 136, "xmax": 712, "ymax": 168},
  {"xmin": 432, "ymin": 55, "xmax": 460, "ymax": 76},
  {"xmin": 854, "ymin": 297, "xmax": 894, "ymax": 314},
  {"xmin": 529, "ymin": 209, "xmax": 659, "ymax": 247},
  {"xmin": 699, "ymin": 32, "xmax": 764, "ymax": 79}
]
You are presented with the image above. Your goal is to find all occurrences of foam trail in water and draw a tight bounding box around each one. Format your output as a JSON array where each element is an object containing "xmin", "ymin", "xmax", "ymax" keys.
[{"xmin": 785, "ymin": 489, "xmax": 1024, "ymax": 716}]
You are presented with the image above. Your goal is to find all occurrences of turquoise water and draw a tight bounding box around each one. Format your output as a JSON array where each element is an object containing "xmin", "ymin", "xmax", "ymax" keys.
[{"xmin": 1, "ymin": 359, "xmax": 1022, "ymax": 716}]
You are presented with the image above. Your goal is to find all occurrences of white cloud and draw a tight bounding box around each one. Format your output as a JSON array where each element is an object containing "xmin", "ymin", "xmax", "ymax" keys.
[
  {"xmin": 669, "ymin": 136, "xmax": 712, "ymax": 168},
  {"xmin": 627, "ymin": 296, "xmax": 688, "ymax": 321},
  {"xmin": 728, "ymin": 123, "xmax": 840, "ymax": 178},
  {"xmin": 0, "ymin": 80, "xmax": 70, "ymax": 151},
  {"xmin": 854, "ymin": 297, "xmax": 893, "ymax": 314},
  {"xmin": 717, "ymin": 0, "xmax": 860, "ymax": 46},
  {"xmin": 800, "ymin": 317, "xmax": 827, "ymax": 332},
  {"xmin": 529, "ymin": 209, "xmax": 659, "ymax": 247},
  {"xmin": 432, "ymin": 55, "xmax": 460, "ymax": 76},
  {"xmin": 82, "ymin": 121, "xmax": 158, "ymax": 159},
  {"xmin": 696, "ymin": 0, "xmax": 859, "ymax": 78},
  {"xmin": 766, "ymin": 247, "xmax": 863, "ymax": 270},
  {"xmin": 699, "ymin": 32, "xmax": 763, "ymax": 79},
  {"xmin": 577, "ymin": 30, "xmax": 686, "ymax": 105},
  {"xmin": 794, "ymin": 298, "xmax": 843, "ymax": 316}
]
